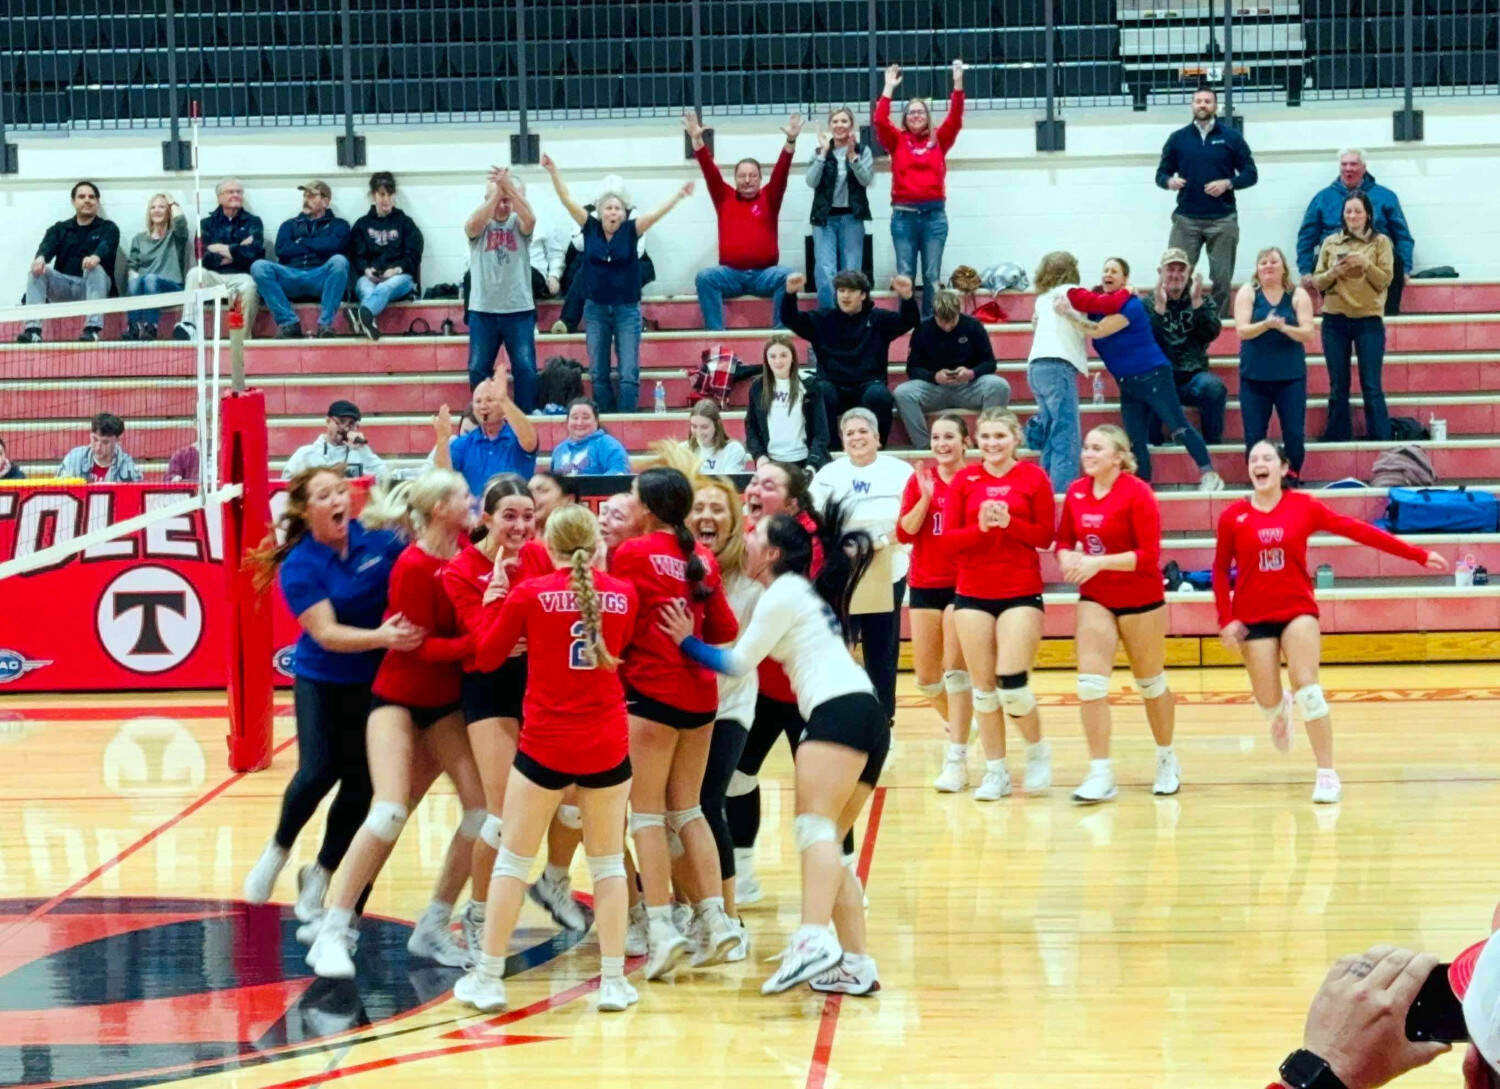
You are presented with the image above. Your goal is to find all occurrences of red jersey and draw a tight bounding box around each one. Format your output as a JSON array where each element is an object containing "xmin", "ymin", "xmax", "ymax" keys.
[
  {"xmin": 1056, "ymin": 472, "xmax": 1163, "ymax": 611},
  {"xmin": 373, "ymin": 544, "xmax": 471, "ymax": 707},
  {"xmin": 695, "ymin": 145, "xmax": 792, "ymax": 270},
  {"xmin": 896, "ymin": 466, "xmax": 964, "ymax": 590},
  {"xmin": 946, "ymin": 460, "xmax": 1056, "ymax": 599},
  {"xmin": 758, "ymin": 509, "xmax": 823, "ymax": 705},
  {"xmin": 1213, "ymin": 490, "xmax": 1431, "ymax": 627},
  {"xmin": 514, "ymin": 539, "xmax": 555, "ymax": 584},
  {"xmin": 442, "ymin": 542, "xmax": 553, "ymax": 671},
  {"xmin": 611, "ymin": 530, "xmax": 739, "ymax": 713},
  {"xmin": 873, "ymin": 91, "xmax": 964, "ymax": 204},
  {"xmin": 475, "ymin": 569, "xmax": 637, "ymax": 775}
]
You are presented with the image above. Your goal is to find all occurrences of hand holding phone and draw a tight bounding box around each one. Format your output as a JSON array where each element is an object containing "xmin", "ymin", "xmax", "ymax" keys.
[{"xmin": 1406, "ymin": 962, "xmax": 1471, "ymax": 1044}]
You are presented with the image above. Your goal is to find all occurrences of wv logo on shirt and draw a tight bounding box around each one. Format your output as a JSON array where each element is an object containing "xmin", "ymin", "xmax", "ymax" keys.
[
  {"xmin": 851, "ymin": 479, "xmax": 872, "ymax": 495},
  {"xmin": 1081, "ymin": 514, "xmax": 1104, "ymax": 529},
  {"xmin": 1258, "ymin": 527, "xmax": 1285, "ymax": 544}
]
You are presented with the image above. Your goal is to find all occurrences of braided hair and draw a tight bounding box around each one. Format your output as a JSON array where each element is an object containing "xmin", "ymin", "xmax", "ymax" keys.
[
  {"xmin": 636, "ymin": 466, "xmax": 710, "ymax": 601},
  {"xmin": 544, "ymin": 505, "xmax": 617, "ymax": 670}
]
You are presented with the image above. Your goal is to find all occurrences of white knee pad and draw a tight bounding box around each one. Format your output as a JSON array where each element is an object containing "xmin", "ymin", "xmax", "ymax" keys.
[
  {"xmin": 943, "ymin": 669, "xmax": 972, "ymax": 694},
  {"xmin": 555, "ymin": 804, "xmax": 582, "ymax": 830},
  {"xmin": 628, "ymin": 810, "xmax": 666, "ymax": 836},
  {"xmin": 1134, "ymin": 672, "xmax": 1170, "ymax": 700},
  {"xmin": 479, "ymin": 813, "xmax": 503, "ymax": 850},
  {"xmin": 458, "ymin": 807, "xmax": 488, "ymax": 838},
  {"xmin": 491, "ymin": 846, "xmax": 532, "ymax": 882},
  {"xmin": 1076, "ymin": 673, "xmax": 1111, "ymax": 702},
  {"xmin": 726, "ymin": 771, "xmax": 758, "ymax": 798},
  {"xmin": 793, "ymin": 813, "xmax": 838, "ymax": 852},
  {"xmin": 999, "ymin": 686, "xmax": 1037, "ymax": 717},
  {"xmin": 973, "ymin": 688, "xmax": 1001, "ymax": 713},
  {"xmin": 587, "ymin": 853, "xmax": 627, "ymax": 883},
  {"xmin": 916, "ymin": 679, "xmax": 945, "ymax": 700},
  {"xmin": 1294, "ymin": 683, "xmax": 1329, "ymax": 720},
  {"xmin": 666, "ymin": 806, "xmax": 705, "ymax": 834},
  {"xmin": 363, "ymin": 801, "xmax": 408, "ymax": 843}
]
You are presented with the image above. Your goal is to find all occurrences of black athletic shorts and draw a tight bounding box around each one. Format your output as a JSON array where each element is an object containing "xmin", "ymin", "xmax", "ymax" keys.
[
  {"xmin": 460, "ymin": 654, "xmax": 527, "ymax": 725},
  {"xmin": 1243, "ymin": 614, "xmax": 1321, "ymax": 641},
  {"xmin": 908, "ymin": 585, "xmax": 957, "ymax": 611},
  {"xmin": 625, "ymin": 685, "xmax": 715, "ymax": 731},
  {"xmin": 369, "ymin": 696, "xmax": 461, "ymax": 730},
  {"xmin": 1080, "ymin": 597, "xmax": 1165, "ymax": 619},
  {"xmin": 800, "ymin": 691, "xmax": 891, "ymax": 787},
  {"xmin": 954, "ymin": 593, "xmax": 1046, "ymax": 618},
  {"xmin": 515, "ymin": 749, "xmax": 632, "ymax": 791}
]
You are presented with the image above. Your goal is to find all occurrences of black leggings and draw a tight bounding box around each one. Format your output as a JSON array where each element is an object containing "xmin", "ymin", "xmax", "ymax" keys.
[
  {"xmin": 726, "ymin": 694, "xmax": 855, "ymax": 857},
  {"xmin": 274, "ymin": 676, "xmax": 374, "ymax": 874},
  {"xmin": 700, "ymin": 718, "xmax": 749, "ymax": 879}
]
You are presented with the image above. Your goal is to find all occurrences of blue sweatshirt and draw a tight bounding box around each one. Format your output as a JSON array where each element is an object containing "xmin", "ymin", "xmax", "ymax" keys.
[
  {"xmin": 1154, "ymin": 120, "xmax": 1257, "ymax": 219},
  {"xmin": 1295, "ymin": 172, "xmax": 1414, "ymax": 275},
  {"xmin": 550, "ymin": 429, "xmax": 632, "ymax": 476},
  {"xmin": 272, "ymin": 212, "xmax": 350, "ymax": 269}
]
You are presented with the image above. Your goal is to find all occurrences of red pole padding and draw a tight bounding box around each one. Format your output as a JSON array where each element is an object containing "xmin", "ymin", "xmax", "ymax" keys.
[{"xmin": 221, "ymin": 389, "xmax": 274, "ymax": 773}]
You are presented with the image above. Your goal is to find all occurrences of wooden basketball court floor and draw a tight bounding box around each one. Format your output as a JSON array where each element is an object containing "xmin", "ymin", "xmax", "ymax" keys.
[{"xmin": 2, "ymin": 663, "xmax": 1498, "ymax": 1088}]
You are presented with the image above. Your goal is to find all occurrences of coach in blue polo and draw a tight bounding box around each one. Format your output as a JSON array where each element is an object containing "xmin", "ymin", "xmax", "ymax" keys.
[
  {"xmin": 1155, "ymin": 86, "xmax": 1257, "ymax": 315},
  {"xmin": 430, "ymin": 374, "xmax": 538, "ymax": 494}
]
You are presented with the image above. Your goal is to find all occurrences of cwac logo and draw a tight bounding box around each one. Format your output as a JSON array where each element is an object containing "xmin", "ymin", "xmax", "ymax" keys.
[
  {"xmin": 96, "ymin": 566, "xmax": 204, "ymax": 673},
  {"xmin": 0, "ymin": 647, "xmax": 52, "ymax": 684},
  {"xmin": 273, "ymin": 645, "xmax": 297, "ymax": 678}
]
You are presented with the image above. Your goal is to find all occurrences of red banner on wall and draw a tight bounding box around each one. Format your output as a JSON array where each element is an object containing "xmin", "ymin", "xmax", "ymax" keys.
[{"xmin": 0, "ymin": 484, "xmax": 302, "ymax": 693}]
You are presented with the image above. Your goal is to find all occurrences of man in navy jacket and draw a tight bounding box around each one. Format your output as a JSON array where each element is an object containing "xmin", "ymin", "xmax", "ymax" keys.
[
  {"xmin": 1296, "ymin": 149, "xmax": 1415, "ymax": 315},
  {"xmin": 346, "ymin": 170, "xmax": 423, "ymax": 340},
  {"xmin": 1155, "ymin": 86, "xmax": 1257, "ymax": 314},
  {"xmin": 179, "ymin": 177, "xmax": 264, "ymax": 339},
  {"xmin": 250, "ymin": 180, "xmax": 351, "ymax": 338}
]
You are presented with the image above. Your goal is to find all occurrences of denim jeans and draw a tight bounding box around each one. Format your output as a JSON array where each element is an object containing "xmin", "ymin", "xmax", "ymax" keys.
[
  {"xmin": 811, "ymin": 214, "xmax": 867, "ymax": 309},
  {"xmin": 1118, "ymin": 365, "xmax": 1213, "ymax": 482},
  {"xmin": 890, "ymin": 201, "xmax": 948, "ymax": 319},
  {"xmin": 354, "ymin": 272, "xmax": 416, "ymax": 317},
  {"xmin": 24, "ymin": 265, "xmax": 111, "ymax": 330},
  {"xmin": 695, "ymin": 265, "xmax": 794, "ymax": 330},
  {"xmin": 250, "ymin": 255, "xmax": 350, "ymax": 329},
  {"xmin": 1149, "ymin": 369, "xmax": 1227, "ymax": 445},
  {"xmin": 583, "ymin": 300, "xmax": 643, "ymax": 413},
  {"xmin": 467, "ymin": 309, "xmax": 539, "ymax": 409},
  {"xmin": 1241, "ymin": 376, "xmax": 1307, "ymax": 472},
  {"xmin": 1319, "ymin": 312, "xmax": 1388, "ymax": 442},
  {"xmin": 126, "ymin": 272, "xmax": 183, "ymax": 326},
  {"xmin": 1026, "ymin": 358, "xmax": 1083, "ymax": 487}
]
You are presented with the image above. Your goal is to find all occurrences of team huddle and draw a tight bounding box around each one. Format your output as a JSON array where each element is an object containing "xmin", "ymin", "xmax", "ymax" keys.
[{"xmin": 237, "ymin": 412, "xmax": 1446, "ymax": 1011}]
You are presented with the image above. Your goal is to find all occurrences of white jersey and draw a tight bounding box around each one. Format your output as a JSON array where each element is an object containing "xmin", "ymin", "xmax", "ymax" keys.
[
  {"xmin": 707, "ymin": 573, "xmax": 873, "ymax": 721},
  {"xmin": 716, "ymin": 572, "xmax": 763, "ymax": 727}
]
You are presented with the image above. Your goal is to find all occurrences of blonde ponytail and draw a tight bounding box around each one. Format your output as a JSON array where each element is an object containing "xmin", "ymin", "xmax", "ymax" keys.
[
  {"xmin": 360, "ymin": 468, "xmax": 466, "ymax": 535},
  {"xmin": 545, "ymin": 505, "xmax": 617, "ymax": 671}
]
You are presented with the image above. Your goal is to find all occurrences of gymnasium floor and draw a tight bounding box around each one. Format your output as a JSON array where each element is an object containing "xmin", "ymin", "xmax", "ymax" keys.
[{"xmin": 1, "ymin": 664, "xmax": 1496, "ymax": 1088}]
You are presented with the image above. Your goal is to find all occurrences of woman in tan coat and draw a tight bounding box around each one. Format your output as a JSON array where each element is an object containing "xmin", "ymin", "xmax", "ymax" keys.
[{"xmin": 1313, "ymin": 190, "xmax": 1394, "ymax": 442}]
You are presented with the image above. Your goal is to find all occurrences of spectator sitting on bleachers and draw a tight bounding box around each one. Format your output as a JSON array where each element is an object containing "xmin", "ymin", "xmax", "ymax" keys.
[
  {"xmin": 893, "ymin": 288, "xmax": 1010, "ymax": 447},
  {"xmin": 179, "ymin": 177, "xmax": 263, "ymax": 340},
  {"xmin": 744, "ymin": 334, "xmax": 831, "ymax": 470},
  {"xmin": 1296, "ymin": 148, "xmax": 1415, "ymax": 316},
  {"xmin": 18, "ymin": 181, "xmax": 120, "ymax": 344},
  {"xmin": 686, "ymin": 107, "xmax": 800, "ymax": 331},
  {"xmin": 430, "ymin": 375, "xmax": 539, "ymax": 496},
  {"xmin": 58, "ymin": 412, "xmax": 143, "ymax": 483},
  {"xmin": 1144, "ymin": 247, "xmax": 1227, "ymax": 445},
  {"xmin": 345, "ymin": 171, "xmax": 423, "ymax": 341},
  {"xmin": 549, "ymin": 398, "xmax": 632, "ymax": 477},
  {"xmin": 166, "ymin": 441, "xmax": 199, "ymax": 484},
  {"xmin": 465, "ymin": 167, "xmax": 539, "ymax": 410},
  {"xmin": 251, "ymin": 181, "xmax": 350, "ymax": 339},
  {"xmin": 0, "ymin": 437, "xmax": 24, "ymax": 480},
  {"xmin": 684, "ymin": 399, "xmax": 749, "ymax": 474},
  {"xmin": 549, "ymin": 179, "xmax": 656, "ymax": 335},
  {"xmin": 779, "ymin": 269, "xmax": 918, "ymax": 447},
  {"xmin": 807, "ymin": 106, "xmax": 875, "ymax": 310},
  {"xmin": 122, "ymin": 193, "xmax": 189, "ymax": 342},
  {"xmin": 282, "ymin": 399, "xmax": 387, "ymax": 480}
]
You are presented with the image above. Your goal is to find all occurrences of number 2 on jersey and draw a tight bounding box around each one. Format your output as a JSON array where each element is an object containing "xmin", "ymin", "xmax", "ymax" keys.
[{"xmin": 567, "ymin": 620, "xmax": 590, "ymax": 669}]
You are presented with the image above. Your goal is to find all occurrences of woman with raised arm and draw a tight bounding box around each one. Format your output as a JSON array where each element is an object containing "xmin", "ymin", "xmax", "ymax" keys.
[
  {"xmin": 1234, "ymin": 247, "xmax": 1315, "ymax": 485},
  {"xmin": 806, "ymin": 106, "xmax": 875, "ymax": 309}
]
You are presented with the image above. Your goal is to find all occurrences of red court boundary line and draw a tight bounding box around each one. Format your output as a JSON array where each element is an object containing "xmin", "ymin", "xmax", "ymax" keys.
[
  {"xmin": 805, "ymin": 785, "xmax": 888, "ymax": 1089},
  {"xmin": 0, "ymin": 734, "xmax": 299, "ymax": 946}
]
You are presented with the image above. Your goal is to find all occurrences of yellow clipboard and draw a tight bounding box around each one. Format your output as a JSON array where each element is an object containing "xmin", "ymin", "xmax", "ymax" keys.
[{"xmin": 849, "ymin": 543, "xmax": 895, "ymax": 615}]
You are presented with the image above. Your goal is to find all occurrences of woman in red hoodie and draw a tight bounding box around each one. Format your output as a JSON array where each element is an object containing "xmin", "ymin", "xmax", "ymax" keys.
[{"xmin": 874, "ymin": 59, "xmax": 965, "ymax": 319}]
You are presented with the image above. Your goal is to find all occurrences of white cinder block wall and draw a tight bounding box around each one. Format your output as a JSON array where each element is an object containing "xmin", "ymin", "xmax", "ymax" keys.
[{"xmin": 1, "ymin": 96, "xmax": 1497, "ymax": 303}]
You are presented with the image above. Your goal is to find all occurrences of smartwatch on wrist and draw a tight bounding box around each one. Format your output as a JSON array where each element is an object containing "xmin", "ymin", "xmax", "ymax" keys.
[{"xmin": 1279, "ymin": 1050, "xmax": 1348, "ymax": 1089}]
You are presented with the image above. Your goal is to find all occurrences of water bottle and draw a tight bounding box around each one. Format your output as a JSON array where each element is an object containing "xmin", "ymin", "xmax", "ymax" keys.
[
  {"xmin": 653, "ymin": 381, "xmax": 667, "ymax": 415},
  {"xmin": 1091, "ymin": 371, "xmax": 1105, "ymax": 406}
]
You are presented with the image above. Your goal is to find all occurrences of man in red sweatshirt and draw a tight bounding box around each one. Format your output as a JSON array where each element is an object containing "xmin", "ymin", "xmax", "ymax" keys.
[{"xmin": 685, "ymin": 108, "xmax": 802, "ymax": 330}]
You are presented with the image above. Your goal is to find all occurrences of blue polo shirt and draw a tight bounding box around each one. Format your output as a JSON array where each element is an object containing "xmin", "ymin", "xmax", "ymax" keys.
[
  {"xmin": 446, "ymin": 423, "xmax": 537, "ymax": 496},
  {"xmin": 278, "ymin": 521, "xmax": 405, "ymax": 685}
]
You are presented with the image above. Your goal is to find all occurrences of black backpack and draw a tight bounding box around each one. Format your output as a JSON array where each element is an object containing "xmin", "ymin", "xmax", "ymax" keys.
[{"xmin": 537, "ymin": 356, "xmax": 585, "ymax": 411}]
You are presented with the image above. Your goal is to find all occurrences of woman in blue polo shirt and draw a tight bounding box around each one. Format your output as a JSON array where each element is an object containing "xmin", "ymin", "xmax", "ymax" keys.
[{"xmin": 241, "ymin": 467, "xmax": 422, "ymax": 922}]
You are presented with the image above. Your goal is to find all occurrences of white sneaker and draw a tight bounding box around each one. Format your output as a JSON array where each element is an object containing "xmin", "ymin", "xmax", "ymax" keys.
[
  {"xmin": 973, "ymin": 766, "xmax": 1012, "ymax": 801},
  {"xmin": 1269, "ymin": 689, "xmax": 1294, "ymax": 752},
  {"xmin": 644, "ymin": 925, "xmax": 689, "ymax": 981},
  {"xmin": 1071, "ymin": 765, "xmax": 1117, "ymax": 805},
  {"xmin": 294, "ymin": 864, "xmax": 329, "ymax": 923},
  {"xmin": 453, "ymin": 970, "xmax": 507, "ymax": 1011},
  {"xmin": 625, "ymin": 902, "xmax": 649, "ymax": 957},
  {"xmin": 461, "ymin": 902, "xmax": 485, "ymax": 959},
  {"xmin": 933, "ymin": 758, "xmax": 969, "ymax": 793},
  {"xmin": 1023, "ymin": 742, "xmax": 1053, "ymax": 792},
  {"xmin": 408, "ymin": 921, "xmax": 473, "ymax": 968},
  {"xmin": 597, "ymin": 975, "xmax": 639, "ymax": 1012},
  {"xmin": 810, "ymin": 953, "xmax": 880, "ymax": 996},
  {"xmin": 761, "ymin": 926, "xmax": 843, "ymax": 995},
  {"xmin": 725, "ymin": 917, "xmax": 750, "ymax": 963},
  {"xmin": 671, "ymin": 901, "xmax": 693, "ymax": 937},
  {"xmin": 1153, "ymin": 751, "xmax": 1182, "ymax": 796},
  {"xmin": 307, "ymin": 924, "xmax": 359, "ymax": 979},
  {"xmin": 243, "ymin": 842, "xmax": 288, "ymax": 904},
  {"xmin": 1199, "ymin": 469, "xmax": 1225, "ymax": 493},
  {"xmin": 529, "ymin": 872, "xmax": 588, "ymax": 932},
  {"xmin": 734, "ymin": 850, "xmax": 764, "ymax": 906},
  {"xmin": 1312, "ymin": 769, "xmax": 1342, "ymax": 804},
  {"xmin": 690, "ymin": 909, "xmax": 738, "ymax": 968}
]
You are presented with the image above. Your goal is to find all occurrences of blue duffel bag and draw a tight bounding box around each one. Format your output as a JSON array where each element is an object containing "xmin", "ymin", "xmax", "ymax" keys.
[{"xmin": 1383, "ymin": 487, "xmax": 1500, "ymax": 533}]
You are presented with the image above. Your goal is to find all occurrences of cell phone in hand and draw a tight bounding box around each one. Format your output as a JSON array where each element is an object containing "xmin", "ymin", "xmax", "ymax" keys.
[{"xmin": 1405, "ymin": 962, "xmax": 1470, "ymax": 1043}]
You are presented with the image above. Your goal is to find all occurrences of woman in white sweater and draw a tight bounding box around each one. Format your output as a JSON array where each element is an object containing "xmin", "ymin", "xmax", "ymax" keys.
[
  {"xmin": 685, "ymin": 399, "xmax": 749, "ymax": 474},
  {"xmin": 1026, "ymin": 251, "xmax": 1092, "ymax": 487}
]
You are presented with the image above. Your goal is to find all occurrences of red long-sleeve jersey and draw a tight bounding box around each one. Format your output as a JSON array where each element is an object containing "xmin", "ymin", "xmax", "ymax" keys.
[
  {"xmin": 1213, "ymin": 490, "xmax": 1431, "ymax": 627},
  {"xmin": 946, "ymin": 460, "xmax": 1056, "ymax": 599},
  {"xmin": 443, "ymin": 542, "xmax": 553, "ymax": 671},
  {"xmin": 1056, "ymin": 472, "xmax": 1164, "ymax": 612},
  {"xmin": 611, "ymin": 530, "xmax": 739, "ymax": 713},
  {"xmin": 872, "ymin": 91, "xmax": 964, "ymax": 204},
  {"xmin": 757, "ymin": 509, "xmax": 823, "ymax": 705},
  {"xmin": 372, "ymin": 544, "xmax": 471, "ymax": 707},
  {"xmin": 475, "ymin": 568, "xmax": 637, "ymax": 775},
  {"xmin": 896, "ymin": 467, "xmax": 964, "ymax": 590},
  {"xmin": 695, "ymin": 144, "xmax": 792, "ymax": 270}
]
